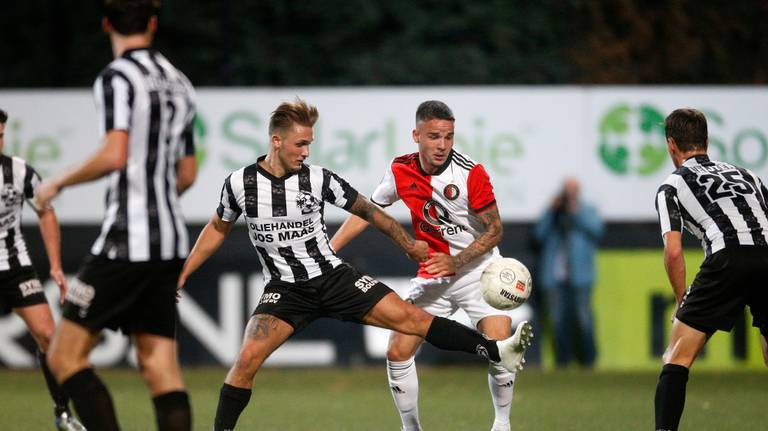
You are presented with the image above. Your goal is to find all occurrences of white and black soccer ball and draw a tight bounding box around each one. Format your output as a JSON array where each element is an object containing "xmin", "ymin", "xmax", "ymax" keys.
[{"xmin": 480, "ymin": 258, "xmax": 532, "ymax": 310}]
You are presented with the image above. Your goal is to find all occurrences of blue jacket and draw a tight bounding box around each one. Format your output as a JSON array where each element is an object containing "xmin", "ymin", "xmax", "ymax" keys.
[{"xmin": 533, "ymin": 202, "xmax": 603, "ymax": 291}]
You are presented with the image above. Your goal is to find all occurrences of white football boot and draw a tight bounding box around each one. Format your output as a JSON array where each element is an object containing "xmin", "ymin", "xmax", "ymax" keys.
[{"xmin": 496, "ymin": 320, "xmax": 534, "ymax": 372}]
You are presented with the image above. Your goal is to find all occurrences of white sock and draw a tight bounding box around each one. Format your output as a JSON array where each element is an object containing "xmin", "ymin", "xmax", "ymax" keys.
[
  {"xmin": 488, "ymin": 362, "xmax": 515, "ymax": 431},
  {"xmin": 387, "ymin": 358, "xmax": 422, "ymax": 431}
]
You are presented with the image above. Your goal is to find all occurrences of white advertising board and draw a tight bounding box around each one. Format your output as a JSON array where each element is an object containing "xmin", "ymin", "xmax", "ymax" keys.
[{"xmin": 2, "ymin": 86, "xmax": 766, "ymax": 222}]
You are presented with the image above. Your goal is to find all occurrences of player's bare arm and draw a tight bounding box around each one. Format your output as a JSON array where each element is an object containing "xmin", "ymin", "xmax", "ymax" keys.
[
  {"xmin": 176, "ymin": 155, "xmax": 197, "ymax": 195},
  {"xmin": 425, "ymin": 204, "xmax": 503, "ymax": 277},
  {"xmin": 662, "ymin": 231, "xmax": 686, "ymax": 303},
  {"xmin": 36, "ymin": 205, "xmax": 67, "ymax": 303},
  {"xmin": 348, "ymin": 194, "xmax": 428, "ymax": 262},
  {"xmin": 330, "ymin": 214, "xmax": 370, "ymax": 252},
  {"xmin": 36, "ymin": 130, "xmax": 129, "ymax": 208},
  {"xmin": 177, "ymin": 214, "xmax": 235, "ymax": 291}
]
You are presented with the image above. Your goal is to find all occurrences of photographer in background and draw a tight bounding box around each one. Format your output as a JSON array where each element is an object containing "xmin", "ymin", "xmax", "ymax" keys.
[{"xmin": 533, "ymin": 177, "xmax": 603, "ymax": 368}]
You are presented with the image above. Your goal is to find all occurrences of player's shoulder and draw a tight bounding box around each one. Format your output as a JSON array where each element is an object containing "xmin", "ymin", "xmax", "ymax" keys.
[
  {"xmin": 451, "ymin": 150, "xmax": 478, "ymax": 171},
  {"xmin": 392, "ymin": 152, "xmax": 419, "ymax": 166},
  {"xmin": 658, "ymin": 170, "xmax": 685, "ymax": 192},
  {"xmin": 8, "ymin": 155, "xmax": 32, "ymax": 170},
  {"xmin": 305, "ymin": 163, "xmax": 341, "ymax": 181},
  {"xmin": 224, "ymin": 165, "xmax": 250, "ymax": 189}
]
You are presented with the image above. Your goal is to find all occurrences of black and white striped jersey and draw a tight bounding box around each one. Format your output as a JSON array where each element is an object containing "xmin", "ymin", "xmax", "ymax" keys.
[
  {"xmin": 0, "ymin": 155, "xmax": 41, "ymax": 271},
  {"xmin": 91, "ymin": 48, "xmax": 196, "ymax": 262},
  {"xmin": 217, "ymin": 156, "xmax": 359, "ymax": 283},
  {"xmin": 656, "ymin": 154, "xmax": 768, "ymax": 257}
]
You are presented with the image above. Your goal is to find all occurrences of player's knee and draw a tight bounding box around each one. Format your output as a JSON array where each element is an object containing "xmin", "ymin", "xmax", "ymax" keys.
[
  {"xmin": 386, "ymin": 343, "xmax": 414, "ymax": 362},
  {"xmin": 400, "ymin": 306, "xmax": 433, "ymax": 334},
  {"xmin": 28, "ymin": 325, "xmax": 55, "ymax": 352},
  {"xmin": 47, "ymin": 348, "xmax": 69, "ymax": 378},
  {"xmin": 233, "ymin": 346, "xmax": 265, "ymax": 377}
]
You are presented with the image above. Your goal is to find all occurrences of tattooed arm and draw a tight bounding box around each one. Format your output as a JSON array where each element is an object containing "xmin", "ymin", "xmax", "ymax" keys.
[
  {"xmin": 424, "ymin": 204, "xmax": 503, "ymax": 277},
  {"xmin": 347, "ymin": 194, "xmax": 428, "ymax": 262}
]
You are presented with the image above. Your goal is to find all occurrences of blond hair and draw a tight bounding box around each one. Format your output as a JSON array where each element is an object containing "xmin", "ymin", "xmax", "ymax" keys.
[{"xmin": 269, "ymin": 98, "xmax": 319, "ymax": 136}]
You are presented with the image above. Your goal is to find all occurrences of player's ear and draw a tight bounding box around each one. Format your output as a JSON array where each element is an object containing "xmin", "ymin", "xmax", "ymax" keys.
[
  {"xmin": 666, "ymin": 137, "xmax": 677, "ymax": 154},
  {"xmin": 271, "ymin": 134, "xmax": 281, "ymax": 150},
  {"xmin": 412, "ymin": 128, "xmax": 419, "ymax": 144},
  {"xmin": 101, "ymin": 17, "xmax": 112, "ymax": 35},
  {"xmin": 147, "ymin": 16, "xmax": 158, "ymax": 34}
]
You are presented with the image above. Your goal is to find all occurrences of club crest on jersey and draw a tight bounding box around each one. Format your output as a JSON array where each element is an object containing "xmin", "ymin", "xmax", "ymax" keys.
[
  {"xmin": 422, "ymin": 199, "xmax": 453, "ymax": 226},
  {"xmin": 295, "ymin": 191, "xmax": 321, "ymax": 214},
  {"xmin": 443, "ymin": 184, "xmax": 460, "ymax": 200},
  {"xmin": 1, "ymin": 184, "xmax": 22, "ymax": 206}
]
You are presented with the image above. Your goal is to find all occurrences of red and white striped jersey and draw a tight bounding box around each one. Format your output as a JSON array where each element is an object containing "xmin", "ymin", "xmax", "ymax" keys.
[{"xmin": 371, "ymin": 150, "xmax": 501, "ymax": 278}]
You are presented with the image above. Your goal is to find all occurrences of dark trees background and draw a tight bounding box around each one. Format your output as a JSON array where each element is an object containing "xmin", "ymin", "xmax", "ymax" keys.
[{"xmin": 1, "ymin": 0, "xmax": 767, "ymax": 87}]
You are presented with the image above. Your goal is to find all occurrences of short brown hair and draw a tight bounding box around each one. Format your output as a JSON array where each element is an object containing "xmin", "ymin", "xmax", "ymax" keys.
[
  {"xmin": 664, "ymin": 108, "xmax": 708, "ymax": 152},
  {"xmin": 104, "ymin": 0, "xmax": 160, "ymax": 36},
  {"xmin": 0, "ymin": 109, "xmax": 7, "ymax": 124},
  {"xmin": 416, "ymin": 100, "xmax": 454, "ymax": 124},
  {"xmin": 269, "ymin": 99, "xmax": 319, "ymax": 136}
]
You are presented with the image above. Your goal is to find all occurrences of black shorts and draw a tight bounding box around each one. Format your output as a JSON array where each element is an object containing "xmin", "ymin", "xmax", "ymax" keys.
[
  {"xmin": 676, "ymin": 246, "xmax": 768, "ymax": 336},
  {"xmin": 62, "ymin": 255, "xmax": 183, "ymax": 338},
  {"xmin": 254, "ymin": 263, "xmax": 393, "ymax": 332},
  {"xmin": 0, "ymin": 266, "xmax": 47, "ymax": 314}
]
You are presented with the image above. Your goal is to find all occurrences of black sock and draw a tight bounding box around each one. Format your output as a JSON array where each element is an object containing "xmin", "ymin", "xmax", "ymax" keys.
[
  {"xmin": 424, "ymin": 316, "xmax": 500, "ymax": 362},
  {"xmin": 61, "ymin": 368, "xmax": 120, "ymax": 431},
  {"xmin": 153, "ymin": 391, "xmax": 191, "ymax": 431},
  {"xmin": 214, "ymin": 383, "xmax": 252, "ymax": 431},
  {"xmin": 654, "ymin": 363, "xmax": 689, "ymax": 431},
  {"xmin": 36, "ymin": 350, "xmax": 70, "ymax": 415}
]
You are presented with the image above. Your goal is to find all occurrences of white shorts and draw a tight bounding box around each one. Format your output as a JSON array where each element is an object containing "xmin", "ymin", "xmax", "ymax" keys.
[{"xmin": 407, "ymin": 269, "xmax": 512, "ymax": 327}]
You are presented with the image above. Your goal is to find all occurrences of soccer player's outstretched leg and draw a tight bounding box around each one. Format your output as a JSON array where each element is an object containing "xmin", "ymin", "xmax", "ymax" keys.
[
  {"xmin": 176, "ymin": 99, "xmax": 532, "ymax": 430},
  {"xmin": 332, "ymin": 100, "xmax": 533, "ymax": 431},
  {"xmin": 653, "ymin": 108, "xmax": 768, "ymax": 430},
  {"xmin": 0, "ymin": 109, "xmax": 84, "ymax": 430},
  {"xmin": 37, "ymin": 1, "xmax": 198, "ymax": 429}
]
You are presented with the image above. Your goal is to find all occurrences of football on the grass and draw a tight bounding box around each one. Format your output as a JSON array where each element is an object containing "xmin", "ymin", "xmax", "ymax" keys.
[{"xmin": 480, "ymin": 258, "xmax": 532, "ymax": 310}]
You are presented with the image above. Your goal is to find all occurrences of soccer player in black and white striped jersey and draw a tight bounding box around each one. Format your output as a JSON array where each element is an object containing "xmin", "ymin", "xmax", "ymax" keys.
[
  {"xmin": 177, "ymin": 99, "xmax": 532, "ymax": 430},
  {"xmin": 35, "ymin": 2, "xmax": 196, "ymax": 430},
  {"xmin": 0, "ymin": 110, "xmax": 84, "ymax": 430},
  {"xmin": 654, "ymin": 108, "xmax": 768, "ymax": 431}
]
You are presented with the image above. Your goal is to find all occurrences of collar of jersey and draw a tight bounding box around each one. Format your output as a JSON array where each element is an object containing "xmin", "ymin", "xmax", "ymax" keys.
[
  {"xmin": 682, "ymin": 154, "xmax": 711, "ymax": 167},
  {"xmin": 255, "ymin": 154, "xmax": 303, "ymax": 181},
  {"xmin": 121, "ymin": 47, "xmax": 153, "ymax": 58},
  {"xmin": 416, "ymin": 150, "xmax": 453, "ymax": 176}
]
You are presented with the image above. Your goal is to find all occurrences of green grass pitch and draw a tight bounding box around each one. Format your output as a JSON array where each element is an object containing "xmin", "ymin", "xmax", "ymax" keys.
[{"xmin": 0, "ymin": 366, "xmax": 765, "ymax": 430}]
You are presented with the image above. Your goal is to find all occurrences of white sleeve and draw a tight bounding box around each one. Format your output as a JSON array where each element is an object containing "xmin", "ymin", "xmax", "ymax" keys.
[{"xmin": 370, "ymin": 164, "xmax": 399, "ymax": 207}]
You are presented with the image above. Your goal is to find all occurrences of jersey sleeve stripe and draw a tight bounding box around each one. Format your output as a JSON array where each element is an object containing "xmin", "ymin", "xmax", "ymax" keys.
[
  {"xmin": 656, "ymin": 184, "xmax": 681, "ymax": 234},
  {"xmin": 217, "ymin": 174, "xmax": 242, "ymax": 222},
  {"xmin": 100, "ymin": 69, "xmax": 134, "ymax": 132},
  {"xmin": 23, "ymin": 163, "xmax": 40, "ymax": 199},
  {"xmin": 180, "ymin": 116, "xmax": 196, "ymax": 158},
  {"xmin": 321, "ymin": 168, "xmax": 336, "ymax": 203},
  {"xmin": 472, "ymin": 199, "xmax": 497, "ymax": 214}
]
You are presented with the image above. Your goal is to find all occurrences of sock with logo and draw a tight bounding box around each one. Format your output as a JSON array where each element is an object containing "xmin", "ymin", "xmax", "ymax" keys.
[
  {"xmin": 153, "ymin": 390, "xmax": 191, "ymax": 431},
  {"xmin": 386, "ymin": 358, "xmax": 423, "ymax": 431},
  {"xmin": 424, "ymin": 316, "xmax": 501, "ymax": 362},
  {"xmin": 37, "ymin": 350, "xmax": 71, "ymax": 416},
  {"xmin": 214, "ymin": 383, "xmax": 252, "ymax": 431},
  {"xmin": 61, "ymin": 368, "xmax": 120, "ymax": 430},
  {"xmin": 488, "ymin": 361, "xmax": 515, "ymax": 431},
  {"xmin": 654, "ymin": 363, "xmax": 689, "ymax": 431}
]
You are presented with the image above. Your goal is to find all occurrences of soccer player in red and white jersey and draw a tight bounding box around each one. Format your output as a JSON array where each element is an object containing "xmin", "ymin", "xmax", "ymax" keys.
[{"xmin": 332, "ymin": 100, "xmax": 532, "ymax": 431}]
